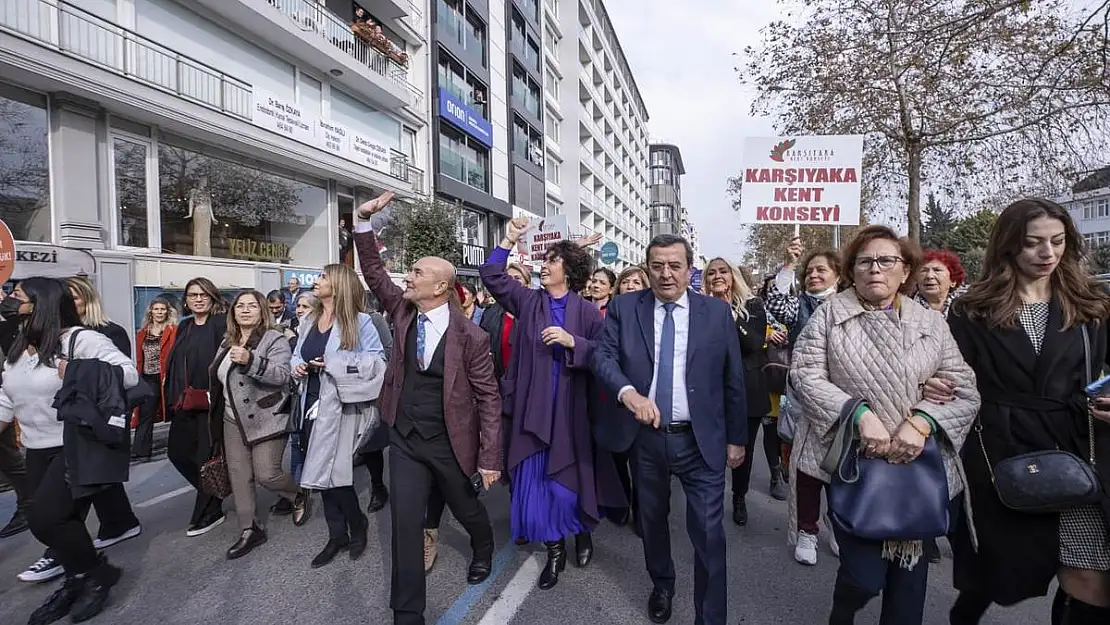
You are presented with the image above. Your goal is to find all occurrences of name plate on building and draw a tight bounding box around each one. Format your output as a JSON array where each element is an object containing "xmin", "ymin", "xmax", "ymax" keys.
[
  {"xmin": 460, "ymin": 243, "xmax": 488, "ymax": 269},
  {"xmin": 228, "ymin": 238, "xmax": 290, "ymax": 263}
]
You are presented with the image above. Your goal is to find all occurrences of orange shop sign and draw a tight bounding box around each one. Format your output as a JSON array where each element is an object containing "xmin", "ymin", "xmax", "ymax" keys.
[{"xmin": 0, "ymin": 220, "xmax": 15, "ymax": 285}]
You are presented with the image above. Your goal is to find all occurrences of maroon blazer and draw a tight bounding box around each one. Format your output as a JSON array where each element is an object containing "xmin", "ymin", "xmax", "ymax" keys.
[{"xmin": 354, "ymin": 231, "xmax": 502, "ymax": 476}]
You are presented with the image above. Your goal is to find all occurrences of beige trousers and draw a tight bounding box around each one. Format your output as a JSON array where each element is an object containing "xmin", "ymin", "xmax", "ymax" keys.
[{"xmin": 223, "ymin": 422, "xmax": 298, "ymax": 530}]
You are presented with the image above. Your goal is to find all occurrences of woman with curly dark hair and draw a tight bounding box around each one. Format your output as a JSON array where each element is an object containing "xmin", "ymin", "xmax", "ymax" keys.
[{"xmin": 480, "ymin": 218, "xmax": 624, "ymax": 590}]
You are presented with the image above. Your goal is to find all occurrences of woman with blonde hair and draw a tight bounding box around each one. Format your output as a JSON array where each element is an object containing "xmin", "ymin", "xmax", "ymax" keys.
[
  {"xmin": 133, "ymin": 296, "xmax": 178, "ymax": 461},
  {"xmin": 703, "ymin": 258, "xmax": 779, "ymax": 526},
  {"xmin": 616, "ymin": 266, "xmax": 648, "ymax": 295},
  {"xmin": 293, "ymin": 264, "xmax": 386, "ymax": 568},
  {"xmin": 66, "ymin": 277, "xmax": 131, "ymax": 356},
  {"xmin": 209, "ymin": 290, "xmax": 307, "ymax": 560}
]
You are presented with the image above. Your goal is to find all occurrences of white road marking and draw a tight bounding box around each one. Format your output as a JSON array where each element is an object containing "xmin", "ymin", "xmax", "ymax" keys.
[
  {"xmin": 135, "ymin": 486, "xmax": 193, "ymax": 508},
  {"xmin": 475, "ymin": 554, "xmax": 541, "ymax": 625}
]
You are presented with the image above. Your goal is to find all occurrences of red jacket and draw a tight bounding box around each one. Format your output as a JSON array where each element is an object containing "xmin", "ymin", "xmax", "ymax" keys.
[{"xmin": 134, "ymin": 323, "xmax": 177, "ymax": 423}]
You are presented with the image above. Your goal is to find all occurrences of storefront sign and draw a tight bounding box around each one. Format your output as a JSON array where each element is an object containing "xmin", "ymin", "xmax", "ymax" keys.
[
  {"xmin": 9, "ymin": 243, "xmax": 95, "ymax": 280},
  {"xmin": 460, "ymin": 243, "xmax": 488, "ymax": 269},
  {"xmin": 738, "ymin": 135, "xmax": 864, "ymax": 225},
  {"xmin": 0, "ymin": 220, "xmax": 15, "ymax": 285},
  {"xmin": 281, "ymin": 269, "xmax": 322, "ymax": 288},
  {"xmin": 251, "ymin": 88, "xmax": 393, "ymax": 175},
  {"xmin": 227, "ymin": 238, "xmax": 291, "ymax": 263},
  {"xmin": 439, "ymin": 89, "xmax": 493, "ymax": 148}
]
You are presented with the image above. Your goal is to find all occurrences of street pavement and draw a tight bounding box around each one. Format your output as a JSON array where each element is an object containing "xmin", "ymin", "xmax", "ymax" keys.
[{"xmin": 0, "ymin": 452, "xmax": 1050, "ymax": 625}]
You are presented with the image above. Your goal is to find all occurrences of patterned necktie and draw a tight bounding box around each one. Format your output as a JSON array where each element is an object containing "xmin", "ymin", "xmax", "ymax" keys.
[
  {"xmin": 416, "ymin": 313, "xmax": 428, "ymax": 370},
  {"xmin": 657, "ymin": 302, "xmax": 677, "ymax": 426}
]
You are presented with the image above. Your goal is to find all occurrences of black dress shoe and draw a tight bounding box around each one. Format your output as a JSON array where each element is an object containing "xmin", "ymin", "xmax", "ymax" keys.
[
  {"xmin": 348, "ymin": 517, "xmax": 369, "ymax": 561},
  {"xmin": 69, "ymin": 555, "xmax": 122, "ymax": 623},
  {"xmin": 537, "ymin": 539, "xmax": 566, "ymax": 590},
  {"xmin": 574, "ymin": 532, "xmax": 593, "ymax": 567},
  {"xmin": 467, "ymin": 553, "xmax": 493, "ymax": 584},
  {"xmin": 28, "ymin": 575, "xmax": 85, "ymax": 625},
  {"xmin": 292, "ymin": 491, "xmax": 311, "ymax": 527},
  {"xmin": 366, "ymin": 485, "xmax": 389, "ymax": 513},
  {"xmin": 647, "ymin": 588, "xmax": 673, "ymax": 624},
  {"xmin": 311, "ymin": 538, "xmax": 349, "ymax": 568},
  {"xmin": 732, "ymin": 495, "xmax": 748, "ymax": 526},
  {"xmin": 270, "ymin": 497, "xmax": 294, "ymax": 516},
  {"xmin": 227, "ymin": 526, "xmax": 267, "ymax": 560},
  {"xmin": 0, "ymin": 510, "xmax": 29, "ymax": 539}
]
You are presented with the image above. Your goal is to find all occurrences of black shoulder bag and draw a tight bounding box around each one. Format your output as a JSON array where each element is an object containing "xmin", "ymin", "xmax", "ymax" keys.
[{"xmin": 977, "ymin": 324, "xmax": 1102, "ymax": 514}]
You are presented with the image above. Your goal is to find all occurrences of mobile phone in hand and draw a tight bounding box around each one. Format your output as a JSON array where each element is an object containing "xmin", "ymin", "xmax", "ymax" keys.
[
  {"xmin": 469, "ymin": 472, "xmax": 484, "ymax": 494},
  {"xmin": 1085, "ymin": 373, "xmax": 1110, "ymax": 399}
]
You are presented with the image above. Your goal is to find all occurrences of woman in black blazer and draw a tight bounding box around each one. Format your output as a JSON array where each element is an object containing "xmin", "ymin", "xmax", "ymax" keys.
[{"xmin": 703, "ymin": 258, "xmax": 779, "ymax": 526}]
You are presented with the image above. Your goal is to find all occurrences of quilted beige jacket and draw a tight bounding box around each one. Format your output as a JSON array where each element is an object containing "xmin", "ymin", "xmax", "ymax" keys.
[{"xmin": 787, "ymin": 289, "xmax": 981, "ymax": 541}]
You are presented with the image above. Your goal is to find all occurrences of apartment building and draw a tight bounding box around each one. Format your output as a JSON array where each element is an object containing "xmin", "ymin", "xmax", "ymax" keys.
[
  {"xmin": 541, "ymin": 0, "xmax": 650, "ymax": 269},
  {"xmin": 1063, "ymin": 166, "xmax": 1110, "ymax": 249},
  {"xmin": 0, "ymin": 0, "xmax": 429, "ymax": 344},
  {"xmin": 648, "ymin": 143, "xmax": 684, "ymax": 240}
]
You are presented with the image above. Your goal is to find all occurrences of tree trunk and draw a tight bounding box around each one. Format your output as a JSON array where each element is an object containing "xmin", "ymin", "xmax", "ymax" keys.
[{"xmin": 907, "ymin": 144, "xmax": 923, "ymax": 243}]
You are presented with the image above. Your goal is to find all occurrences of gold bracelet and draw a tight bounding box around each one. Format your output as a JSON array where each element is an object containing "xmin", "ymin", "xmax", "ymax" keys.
[{"xmin": 904, "ymin": 416, "xmax": 931, "ymax": 438}]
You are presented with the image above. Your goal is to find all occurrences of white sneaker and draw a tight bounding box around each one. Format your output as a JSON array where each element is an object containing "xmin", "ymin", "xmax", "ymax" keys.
[
  {"xmin": 17, "ymin": 556, "xmax": 64, "ymax": 583},
  {"xmin": 794, "ymin": 531, "xmax": 819, "ymax": 566},
  {"xmin": 93, "ymin": 524, "xmax": 142, "ymax": 549}
]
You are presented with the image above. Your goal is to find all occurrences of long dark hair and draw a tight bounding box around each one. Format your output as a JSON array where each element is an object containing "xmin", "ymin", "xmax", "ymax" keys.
[
  {"xmin": 955, "ymin": 198, "xmax": 1110, "ymax": 329},
  {"xmin": 8, "ymin": 277, "xmax": 83, "ymax": 366}
]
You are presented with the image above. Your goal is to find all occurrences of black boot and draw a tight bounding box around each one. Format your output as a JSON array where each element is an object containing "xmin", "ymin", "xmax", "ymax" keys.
[
  {"xmin": 769, "ymin": 466, "xmax": 788, "ymax": 501},
  {"xmin": 0, "ymin": 509, "xmax": 29, "ymax": 538},
  {"xmin": 366, "ymin": 485, "xmax": 389, "ymax": 513},
  {"xmin": 349, "ymin": 515, "xmax": 369, "ymax": 561},
  {"xmin": 69, "ymin": 555, "xmax": 122, "ymax": 623},
  {"xmin": 537, "ymin": 539, "xmax": 566, "ymax": 590},
  {"xmin": 574, "ymin": 532, "xmax": 593, "ymax": 567},
  {"xmin": 951, "ymin": 590, "xmax": 992, "ymax": 625},
  {"xmin": 28, "ymin": 575, "xmax": 86, "ymax": 625},
  {"xmin": 311, "ymin": 538, "xmax": 349, "ymax": 568},
  {"xmin": 732, "ymin": 494, "xmax": 748, "ymax": 526}
]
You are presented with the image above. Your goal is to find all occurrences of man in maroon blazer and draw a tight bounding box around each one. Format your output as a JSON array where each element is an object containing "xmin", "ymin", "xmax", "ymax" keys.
[{"xmin": 354, "ymin": 191, "xmax": 502, "ymax": 625}]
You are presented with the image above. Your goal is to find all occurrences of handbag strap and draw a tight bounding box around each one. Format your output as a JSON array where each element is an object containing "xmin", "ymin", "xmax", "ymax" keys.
[
  {"xmin": 1082, "ymin": 324, "xmax": 1097, "ymax": 467},
  {"xmin": 819, "ymin": 398, "xmax": 865, "ymax": 478}
]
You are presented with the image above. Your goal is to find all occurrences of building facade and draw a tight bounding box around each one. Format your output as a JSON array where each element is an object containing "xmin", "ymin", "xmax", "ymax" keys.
[
  {"xmin": 1063, "ymin": 167, "xmax": 1110, "ymax": 250},
  {"xmin": 649, "ymin": 143, "xmax": 684, "ymax": 239},
  {"xmin": 0, "ymin": 0, "xmax": 430, "ymax": 348},
  {"xmin": 541, "ymin": 0, "xmax": 650, "ymax": 270}
]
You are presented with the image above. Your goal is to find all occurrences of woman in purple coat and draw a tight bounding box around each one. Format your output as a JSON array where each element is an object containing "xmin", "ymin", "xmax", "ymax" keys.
[{"xmin": 480, "ymin": 217, "xmax": 623, "ymax": 590}]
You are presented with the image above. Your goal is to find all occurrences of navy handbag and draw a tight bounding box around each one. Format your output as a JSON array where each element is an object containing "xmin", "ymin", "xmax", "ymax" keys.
[{"xmin": 822, "ymin": 399, "xmax": 951, "ymax": 541}]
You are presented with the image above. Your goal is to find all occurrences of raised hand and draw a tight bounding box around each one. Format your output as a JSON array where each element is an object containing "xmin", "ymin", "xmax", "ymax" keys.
[
  {"xmin": 576, "ymin": 233, "xmax": 603, "ymax": 248},
  {"xmin": 356, "ymin": 190, "xmax": 396, "ymax": 220},
  {"xmin": 506, "ymin": 217, "xmax": 533, "ymax": 244}
]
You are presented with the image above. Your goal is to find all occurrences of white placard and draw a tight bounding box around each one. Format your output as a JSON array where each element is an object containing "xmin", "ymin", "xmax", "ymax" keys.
[
  {"xmin": 523, "ymin": 215, "xmax": 570, "ymax": 263},
  {"xmin": 737, "ymin": 135, "xmax": 864, "ymax": 225},
  {"xmin": 317, "ymin": 119, "xmax": 350, "ymax": 158},
  {"xmin": 350, "ymin": 133, "xmax": 391, "ymax": 172},
  {"xmin": 252, "ymin": 88, "xmax": 316, "ymax": 146}
]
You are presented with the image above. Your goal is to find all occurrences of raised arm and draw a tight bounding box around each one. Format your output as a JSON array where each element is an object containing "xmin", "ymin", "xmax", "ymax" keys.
[
  {"xmin": 354, "ymin": 191, "xmax": 406, "ymax": 320},
  {"xmin": 479, "ymin": 217, "xmax": 536, "ymax": 318}
]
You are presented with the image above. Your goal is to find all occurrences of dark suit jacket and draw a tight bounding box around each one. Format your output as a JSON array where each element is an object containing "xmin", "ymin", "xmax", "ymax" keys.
[
  {"xmin": 354, "ymin": 231, "xmax": 502, "ymax": 476},
  {"xmin": 591, "ymin": 289, "xmax": 747, "ymax": 470}
]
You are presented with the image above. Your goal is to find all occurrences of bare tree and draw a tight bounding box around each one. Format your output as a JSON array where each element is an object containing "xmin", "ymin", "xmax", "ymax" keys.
[{"xmin": 738, "ymin": 0, "xmax": 1110, "ymax": 241}]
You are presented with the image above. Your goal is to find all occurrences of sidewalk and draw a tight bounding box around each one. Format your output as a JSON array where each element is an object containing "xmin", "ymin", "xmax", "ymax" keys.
[{"xmin": 0, "ymin": 423, "xmax": 172, "ymax": 492}]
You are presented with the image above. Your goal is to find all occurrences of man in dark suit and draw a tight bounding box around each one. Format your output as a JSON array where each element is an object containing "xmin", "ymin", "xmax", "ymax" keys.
[
  {"xmin": 593, "ymin": 234, "xmax": 747, "ymax": 625},
  {"xmin": 354, "ymin": 191, "xmax": 502, "ymax": 625}
]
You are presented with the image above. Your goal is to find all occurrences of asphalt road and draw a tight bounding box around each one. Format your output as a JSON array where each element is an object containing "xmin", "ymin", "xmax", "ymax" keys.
[{"xmin": 0, "ymin": 451, "xmax": 1050, "ymax": 625}]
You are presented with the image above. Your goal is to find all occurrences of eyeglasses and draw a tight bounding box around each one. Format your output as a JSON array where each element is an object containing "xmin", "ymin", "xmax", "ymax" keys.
[
  {"xmin": 855, "ymin": 256, "xmax": 905, "ymax": 271},
  {"xmin": 185, "ymin": 292, "xmax": 210, "ymax": 300},
  {"xmin": 234, "ymin": 303, "xmax": 261, "ymax": 311}
]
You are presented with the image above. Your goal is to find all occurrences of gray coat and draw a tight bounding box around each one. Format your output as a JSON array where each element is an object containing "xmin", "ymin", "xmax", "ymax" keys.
[{"xmin": 209, "ymin": 329, "xmax": 293, "ymax": 446}]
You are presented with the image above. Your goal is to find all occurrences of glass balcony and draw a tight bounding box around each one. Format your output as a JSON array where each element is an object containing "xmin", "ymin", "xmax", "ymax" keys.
[
  {"xmin": 1, "ymin": 0, "xmax": 252, "ymax": 119},
  {"xmin": 440, "ymin": 148, "xmax": 488, "ymax": 192}
]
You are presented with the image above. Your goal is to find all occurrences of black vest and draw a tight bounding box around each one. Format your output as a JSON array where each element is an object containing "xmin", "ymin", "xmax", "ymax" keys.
[{"xmin": 395, "ymin": 315, "xmax": 447, "ymax": 438}]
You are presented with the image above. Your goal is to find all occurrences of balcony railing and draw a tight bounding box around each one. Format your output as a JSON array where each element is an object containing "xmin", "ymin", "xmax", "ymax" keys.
[
  {"xmin": 270, "ymin": 0, "xmax": 421, "ymax": 105},
  {"xmin": 390, "ymin": 150, "xmax": 424, "ymax": 193},
  {"xmin": 1, "ymin": 0, "xmax": 252, "ymax": 119}
]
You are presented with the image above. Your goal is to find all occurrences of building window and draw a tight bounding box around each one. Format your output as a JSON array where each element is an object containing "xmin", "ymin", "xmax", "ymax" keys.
[
  {"xmin": 157, "ymin": 143, "xmax": 328, "ymax": 265},
  {"xmin": 512, "ymin": 116, "xmax": 544, "ymax": 167},
  {"xmin": 519, "ymin": 0, "xmax": 539, "ymax": 22},
  {"xmin": 438, "ymin": 53, "xmax": 488, "ymax": 116},
  {"xmin": 543, "ymin": 29, "xmax": 559, "ymax": 56},
  {"xmin": 650, "ymin": 167, "xmax": 673, "ymax": 185},
  {"xmin": 545, "ymin": 156, "xmax": 560, "ymax": 184},
  {"xmin": 545, "ymin": 0, "xmax": 558, "ymax": 17},
  {"xmin": 652, "ymin": 205, "xmax": 673, "ymax": 223},
  {"xmin": 403, "ymin": 127, "xmax": 418, "ymax": 161},
  {"xmin": 297, "ymin": 71, "xmax": 323, "ymax": 119},
  {"xmin": 457, "ymin": 208, "xmax": 484, "ymax": 245},
  {"xmin": 439, "ymin": 125, "xmax": 489, "ymax": 191},
  {"xmin": 510, "ymin": 10, "xmax": 540, "ymax": 72},
  {"xmin": 545, "ymin": 198, "xmax": 561, "ymax": 217},
  {"xmin": 0, "ymin": 86, "xmax": 50, "ymax": 242},
  {"xmin": 544, "ymin": 67, "xmax": 560, "ymax": 98},
  {"xmin": 112, "ymin": 135, "xmax": 154, "ymax": 248},
  {"xmin": 512, "ymin": 64, "xmax": 541, "ymax": 119},
  {"xmin": 544, "ymin": 113, "xmax": 559, "ymax": 143},
  {"xmin": 438, "ymin": 0, "xmax": 487, "ymax": 66}
]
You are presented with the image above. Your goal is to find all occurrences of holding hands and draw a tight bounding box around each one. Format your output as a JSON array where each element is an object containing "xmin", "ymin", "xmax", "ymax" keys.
[
  {"xmin": 857, "ymin": 410, "xmax": 930, "ymax": 464},
  {"xmin": 541, "ymin": 326, "xmax": 575, "ymax": 349}
]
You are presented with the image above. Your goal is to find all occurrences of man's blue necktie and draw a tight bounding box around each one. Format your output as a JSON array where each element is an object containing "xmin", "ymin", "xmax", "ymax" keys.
[
  {"xmin": 416, "ymin": 313, "xmax": 428, "ymax": 370},
  {"xmin": 656, "ymin": 302, "xmax": 677, "ymax": 426}
]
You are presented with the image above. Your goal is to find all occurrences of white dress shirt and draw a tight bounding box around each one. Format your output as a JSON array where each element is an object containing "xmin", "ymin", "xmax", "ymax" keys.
[
  {"xmin": 619, "ymin": 292, "xmax": 691, "ymax": 422},
  {"xmin": 417, "ymin": 301, "xmax": 450, "ymax": 367}
]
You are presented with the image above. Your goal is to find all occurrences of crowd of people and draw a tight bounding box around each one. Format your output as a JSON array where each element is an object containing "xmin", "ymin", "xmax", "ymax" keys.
[{"xmin": 0, "ymin": 194, "xmax": 1108, "ymax": 625}]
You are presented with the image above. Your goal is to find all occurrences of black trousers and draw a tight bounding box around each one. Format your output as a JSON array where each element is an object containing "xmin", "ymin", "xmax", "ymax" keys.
[
  {"xmin": 321, "ymin": 486, "xmax": 365, "ymax": 540},
  {"xmin": 364, "ymin": 449, "xmax": 386, "ymax": 488},
  {"xmin": 390, "ymin": 426, "xmax": 493, "ymax": 625},
  {"xmin": 0, "ymin": 425, "xmax": 31, "ymax": 513},
  {"xmin": 131, "ymin": 373, "xmax": 162, "ymax": 458},
  {"xmin": 731, "ymin": 417, "xmax": 781, "ymax": 496},
  {"xmin": 25, "ymin": 448, "xmax": 101, "ymax": 575},
  {"xmin": 167, "ymin": 409, "xmax": 223, "ymax": 524},
  {"xmin": 425, "ymin": 483, "xmax": 446, "ymax": 529},
  {"xmin": 613, "ymin": 450, "xmax": 637, "ymax": 518}
]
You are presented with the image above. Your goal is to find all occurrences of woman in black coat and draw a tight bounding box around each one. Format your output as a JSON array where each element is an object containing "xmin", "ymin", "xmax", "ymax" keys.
[
  {"xmin": 703, "ymin": 258, "xmax": 777, "ymax": 526},
  {"xmin": 941, "ymin": 199, "xmax": 1110, "ymax": 625}
]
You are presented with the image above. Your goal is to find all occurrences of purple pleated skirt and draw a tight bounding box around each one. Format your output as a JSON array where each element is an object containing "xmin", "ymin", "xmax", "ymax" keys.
[{"xmin": 511, "ymin": 449, "xmax": 585, "ymax": 543}]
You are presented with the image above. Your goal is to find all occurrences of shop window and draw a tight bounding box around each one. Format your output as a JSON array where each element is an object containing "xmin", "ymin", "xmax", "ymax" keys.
[
  {"xmin": 457, "ymin": 208, "xmax": 484, "ymax": 245},
  {"xmin": 157, "ymin": 143, "xmax": 328, "ymax": 266},
  {"xmin": 439, "ymin": 126, "xmax": 488, "ymax": 192},
  {"xmin": 0, "ymin": 86, "xmax": 51, "ymax": 242},
  {"xmin": 112, "ymin": 135, "xmax": 154, "ymax": 248}
]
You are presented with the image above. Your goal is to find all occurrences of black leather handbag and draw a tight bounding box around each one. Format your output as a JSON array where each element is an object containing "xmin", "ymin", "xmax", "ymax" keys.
[
  {"xmin": 977, "ymin": 324, "xmax": 1102, "ymax": 514},
  {"xmin": 823, "ymin": 399, "xmax": 951, "ymax": 541}
]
